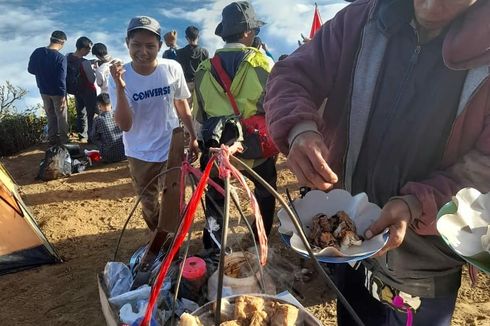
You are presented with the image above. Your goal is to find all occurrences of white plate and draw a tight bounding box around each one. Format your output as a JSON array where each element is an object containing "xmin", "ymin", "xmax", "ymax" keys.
[
  {"xmin": 277, "ymin": 189, "xmax": 387, "ymax": 258},
  {"xmin": 437, "ymin": 188, "xmax": 490, "ymax": 272}
]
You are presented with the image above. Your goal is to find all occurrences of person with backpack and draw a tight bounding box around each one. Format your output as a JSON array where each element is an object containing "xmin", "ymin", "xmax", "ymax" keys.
[
  {"xmin": 176, "ymin": 26, "xmax": 209, "ymax": 97},
  {"xmin": 109, "ymin": 16, "xmax": 199, "ymax": 233},
  {"xmin": 192, "ymin": 1, "xmax": 277, "ymax": 251},
  {"xmin": 66, "ymin": 36, "xmax": 98, "ymax": 143},
  {"xmin": 28, "ymin": 30, "xmax": 69, "ymax": 145}
]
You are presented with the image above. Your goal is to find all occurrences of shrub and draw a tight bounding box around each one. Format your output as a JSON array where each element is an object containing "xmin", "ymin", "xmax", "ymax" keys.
[
  {"xmin": 67, "ymin": 95, "xmax": 77, "ymax": 133},
  {"xmin": 0, "ymin": 111, "xmax": 46, "ymax": 156}
]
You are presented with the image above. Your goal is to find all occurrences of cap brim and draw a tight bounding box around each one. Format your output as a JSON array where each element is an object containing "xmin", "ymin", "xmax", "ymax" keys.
[
  {"xmin": 254, "ymin": 20, "xmax": 266, "ymax": 29},
  {"xmin": 215, "ymin": 22, "xmax": 223, "ymax": 36},
  {"xmin": 127, "ymin": 26, "xmax": 160, "ymax": 37}
]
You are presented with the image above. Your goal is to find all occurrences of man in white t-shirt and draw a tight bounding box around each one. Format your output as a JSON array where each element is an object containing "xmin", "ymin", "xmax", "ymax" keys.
[{"xmin": 109, "ymin": 16, "xmax": 199, "ymax": 232}]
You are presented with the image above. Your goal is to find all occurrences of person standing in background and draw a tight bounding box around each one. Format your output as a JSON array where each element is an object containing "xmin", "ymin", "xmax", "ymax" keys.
[
  {"xmin": 176, "ymin": 25, "xmax": 209, "ymax": 98},
  {"xmin": 66, "ymin": 36, "xmax": 98, "ymax": 142},
  {"xmin": 162, "ymin": 30, "xmax": 178, "ymax": 60},
  {"xmin": 28, "ymin": 30, "xmax": 69, "ymax": 145},
  {"xmin": 92, "ymin": 43, "xmax": 113, "ymax": 94}
]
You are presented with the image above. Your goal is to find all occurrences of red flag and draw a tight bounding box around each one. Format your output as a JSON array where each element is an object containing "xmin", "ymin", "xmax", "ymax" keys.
[{"xmin": 309, "ymin": 3, "xmax": 323, "ymax": 39}]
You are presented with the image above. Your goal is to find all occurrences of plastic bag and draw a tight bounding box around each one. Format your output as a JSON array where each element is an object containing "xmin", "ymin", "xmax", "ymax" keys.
[
  {"xmin": 104, "ymin": 262, "xmax": 132, "ymax": 298},
  {"xmin": 119, "ymin": 300, "xmax": 159, "ymax": 325},
  {"xmin": 109, "ymin": 285, "xmax": 151, "ymax": 308},
  {"xmin": 37, "ymin": 145, "xmax": 72, "ymax": 181}
]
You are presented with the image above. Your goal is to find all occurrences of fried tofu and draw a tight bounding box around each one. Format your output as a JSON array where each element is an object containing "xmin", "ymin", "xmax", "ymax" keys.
[
  {"xmin": 234, "ymin": 295, "xmax": 265, "ymax": 321},
  {"xmin": 270, "ymin": 303, "xmax": 299, "ymax": 326},
  {"xmin": 180, "ymin": 312, "xmax": 204, "ymax": 326}
]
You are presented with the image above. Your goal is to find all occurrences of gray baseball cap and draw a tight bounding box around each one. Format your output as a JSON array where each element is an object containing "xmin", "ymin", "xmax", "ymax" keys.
[
  {"xmin": 215, "ymin": 1, "xmax": 266, "ymax": 38},
  {"xmin": 127, "ymin": 16, "xmax": 161, "ymax": 37}
]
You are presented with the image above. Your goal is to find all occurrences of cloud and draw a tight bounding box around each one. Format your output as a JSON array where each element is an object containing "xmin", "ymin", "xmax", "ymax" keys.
[
  {"xmin": 0, "ymin": 2, "xmax": 130, "ymax": 109},
  {"xmin": 159, "ymin": 0, "xmax": 347, "ymax": 56},
  {"xmin": 0, "ymin": 0, "xmax": 347, "ymax": 111},
  {"xmin": 159, "ymin": 0, "xmax": 229, "ymax": 54},
  {"xmin": 0, "ymin": 4, "xmax": 61, "ymax": 108}
]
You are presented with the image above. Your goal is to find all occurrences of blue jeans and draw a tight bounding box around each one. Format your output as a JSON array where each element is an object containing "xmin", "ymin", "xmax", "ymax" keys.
[{"xmin": 335, "ymin": 264, "xmax": 458, "ymax": 326}]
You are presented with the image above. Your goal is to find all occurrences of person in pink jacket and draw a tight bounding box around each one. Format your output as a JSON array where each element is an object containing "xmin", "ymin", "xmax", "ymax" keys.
[{"xmin": 265, "ymin": 0, "xmax": 490, "ymax": 325}]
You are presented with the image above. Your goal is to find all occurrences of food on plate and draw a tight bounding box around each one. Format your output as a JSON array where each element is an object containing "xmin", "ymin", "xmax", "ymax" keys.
[
  {"xmin": 180, "ymin": 295, "xmax": 300, "ymax": 326},
  {"xmin": 309, "ymin": 211, "xmax": 362, "ymax": 250}
]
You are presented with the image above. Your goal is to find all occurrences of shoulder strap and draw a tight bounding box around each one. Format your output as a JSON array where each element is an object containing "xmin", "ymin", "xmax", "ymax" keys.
[{"xmin": 210, "ymin": 55, "xmax": 241, "ymax": 117}]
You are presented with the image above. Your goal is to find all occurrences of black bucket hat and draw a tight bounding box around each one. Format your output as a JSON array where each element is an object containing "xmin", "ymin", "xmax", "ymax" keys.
[{"xmin": 215, "ymin": 1, "xmax": 266, "ymax": 38}]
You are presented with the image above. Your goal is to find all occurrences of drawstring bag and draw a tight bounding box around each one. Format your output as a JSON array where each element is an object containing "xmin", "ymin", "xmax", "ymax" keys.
[
  {"xmin": 37, "ymin": 145, "xmax": 72, "ymax": 181},
  {"xmin": 200, "ymin": 115, "xmax": 242, "ymax": 151},
  {"xmin": 210, "ymin": 55, "xmax": 279, "ymax": 159}
]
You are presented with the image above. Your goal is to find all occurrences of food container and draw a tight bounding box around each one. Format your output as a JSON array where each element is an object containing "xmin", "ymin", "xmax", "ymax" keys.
[
  {"xmin": 190, "ymin": 294, "xmax": 322, "ymax": 325},
  {"xmin": 207, "ymin": 251, "xmax": 275, "ymax": 300},
  {"xmin": 180, "ymin": 256, "xmax": 207, "ymax": 301}
]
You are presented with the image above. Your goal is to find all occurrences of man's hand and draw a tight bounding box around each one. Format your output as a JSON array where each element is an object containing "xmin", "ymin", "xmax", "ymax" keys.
[
  {"xmin": 287, "ymin": 131, "xmax": 338, "ymax": 190},
  {"xmin": 188, "ymin": 137, "xmax": 200, "ymax": 163},
  {"xmin": 110, "ymin": 61, "xmax": 126, "ymax": 89},
  {"xmin": 365, "ymin": 199, "xmax": 411, "ymax": 257}
]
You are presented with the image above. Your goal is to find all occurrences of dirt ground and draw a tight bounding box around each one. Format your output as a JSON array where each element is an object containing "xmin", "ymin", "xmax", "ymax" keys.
[{"xmin": 0, "ymin": 144, "xmax": 489, "ymax": 326}]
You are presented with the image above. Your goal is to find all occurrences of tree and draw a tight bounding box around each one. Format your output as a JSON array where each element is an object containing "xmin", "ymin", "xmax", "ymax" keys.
[{"xmin": 0, "ymin": 81, "xmax": 27, "ymax": 119}]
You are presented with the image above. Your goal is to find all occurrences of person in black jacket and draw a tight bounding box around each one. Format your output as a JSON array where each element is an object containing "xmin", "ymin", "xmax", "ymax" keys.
[{"xmin": 176, "ymin": 26, "xmax": 209, "ymax": 98}]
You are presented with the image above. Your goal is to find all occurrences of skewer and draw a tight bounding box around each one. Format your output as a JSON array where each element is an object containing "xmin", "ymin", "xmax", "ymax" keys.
[{"xmin": 214, "ymin": 175, "xmax": 231, "ymax": 325}]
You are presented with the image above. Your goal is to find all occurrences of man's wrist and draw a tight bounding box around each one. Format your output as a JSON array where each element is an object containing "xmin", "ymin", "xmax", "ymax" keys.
[
  {"xmin": 290, "ymin": 130, "xmax": 323, "ymax": 148},
  {"xmin": 287, "ymin": 120, "xmax": 320, "ymax": 147},
  {"xmin": 389, "ymin": 195, "xmax": 422, "ymax": 223}
]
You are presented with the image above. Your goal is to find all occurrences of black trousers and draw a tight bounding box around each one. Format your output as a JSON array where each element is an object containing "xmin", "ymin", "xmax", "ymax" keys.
[
  {"xmin": 75, "ymin": 88, "xmax": 98, "ymax": 140},
  {"xmin": 200, "ymin": 155, "xmax": 277, "ymax": 249},
  {"xmin": 334, "ymin": 264, "xmax": 459, "ymax": 326}
]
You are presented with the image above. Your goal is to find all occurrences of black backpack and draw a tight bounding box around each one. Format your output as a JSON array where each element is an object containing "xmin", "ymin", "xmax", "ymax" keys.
[
  {"xmin": 37, "ymin": 146, "xmax": 72, "ymax": 181},
  {"xmin": 66, "ymin": 54, "xmax": 82, "ymax": 95}
]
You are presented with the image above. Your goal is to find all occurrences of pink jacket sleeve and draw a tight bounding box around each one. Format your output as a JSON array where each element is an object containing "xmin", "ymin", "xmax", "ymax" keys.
[{"xmin": 401, "ymin": 90, "xmax": 490, "ymax": 235}]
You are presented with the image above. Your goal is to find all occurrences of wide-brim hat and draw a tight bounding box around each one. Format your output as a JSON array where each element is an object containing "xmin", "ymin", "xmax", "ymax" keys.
[{"xmin": 215, "ymin": 1, "xmax": 266, "ymax": 38}]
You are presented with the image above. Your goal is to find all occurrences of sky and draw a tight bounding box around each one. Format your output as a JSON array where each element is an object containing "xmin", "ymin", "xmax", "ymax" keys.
[{"xmin": 0, "ymin": 0, "xmax": 347, "ymax": 111}]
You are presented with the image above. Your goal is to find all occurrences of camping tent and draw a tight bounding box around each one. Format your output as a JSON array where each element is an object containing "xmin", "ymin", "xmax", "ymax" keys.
[{"xmin": 0, "ymin": 162, "xmax": 61, "ymax": 275}]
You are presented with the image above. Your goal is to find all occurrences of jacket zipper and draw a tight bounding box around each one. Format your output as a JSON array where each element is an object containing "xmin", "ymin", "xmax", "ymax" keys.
[{"xmin": 391, "ymin": 45, "xmax": 421, "ymax": 113}]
